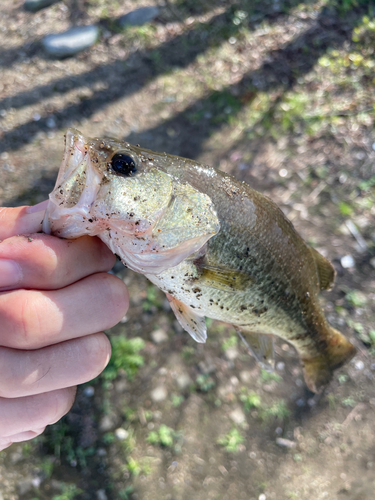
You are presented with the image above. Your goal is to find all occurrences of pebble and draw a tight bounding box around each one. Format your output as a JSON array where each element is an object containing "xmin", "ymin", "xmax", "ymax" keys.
[
  {"xmin": 24, "ymin": 0, "xmax": 60, "ymax": 11},
  {"xmin": 354, "ymin": 360, "xmax": 364, "ymax": 371},
  {"xmin": 83, "ymin": 386, "xmax": 95, "ymax": 397},
  {"xmin": 150, "ymin": 328, "xmax": 168, "ymax": 344},
  {"xmin": 99, "ymin": 414, "xmax": 116, "ymax": 432},
  {"xmin": 118, "ymin": 6, "xmax": 160, "ymax": 28},
  {"xmin": 224, "ymin": 347, "xmax": 239, "ymax": 361},
  {"xmin": 150, "ymin": 385, "xmax": 168, "ymax": 402},
  {"xmin": 341, "ymin": 255, "xmax": 355, "ymax": 269},
  {"xmin": 229, "ymin": 407, "xmax": 246, "ymax": 425},
  {"xmin": 276, "ymin": 437, "xmax": 296, "ymax": 448},
  {"xmin": 114, "ymin": 428, "xmax": 129, "ymax": 441},
  {"xmin": 42, "ymin": 25, "xmax": 99, "ymax": 57},
  {"xmin": 369, "ymin": 257, "xmax": 375, "ymax": 269},
  {"xmin": 96, "ymin": 490, "xmax": 108, "ymax": 500},
  {"xmin": 276, "ymin": 361, "xmax": 285, "ymax": 371},
  {"xmin": 259, "ymin": 494, "xmax": 267, "ymax": 500},
  {"xmin": 176, "ymin": 372, "xmax": 192, "ymax": 390}
]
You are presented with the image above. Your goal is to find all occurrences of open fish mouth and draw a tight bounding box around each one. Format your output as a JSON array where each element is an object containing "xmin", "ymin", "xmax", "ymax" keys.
[{"xmin": 42, "ymin": 129, "xmax": 102, "ymax": 238}]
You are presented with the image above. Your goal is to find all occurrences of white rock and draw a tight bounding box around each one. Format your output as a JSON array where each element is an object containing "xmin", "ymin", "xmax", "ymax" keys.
[
  {"xmin": 176, "ymin": 373, "xmax": 192, "ymax": 390},
  {"xmin": 341, "ymin": 255, "xmax": 355, "ymax": 268},
  {"xmin": 151, "ymin": 328, "xmax": 168, "ymax": 344},
  {"xmin": 276, "ymin": 437, "xmax": 296, "ymax": 448},
  {"xmin": 99, "ymin": 414, "xmax": 116, "ymax": 432},
  {"xmin": 225, "ymin": 347, "xmax": 239, "ymax": 361},
  {"xmin": 151, "ymin": 386, "xmax": 168, "ymax": 402},
  {"xmin": 114, "ymin": 428, "xmax": 129, "ymax": 441},
  {"xmin": 229, "ymin": 407, "xmax": 246, "ymax": 425}
]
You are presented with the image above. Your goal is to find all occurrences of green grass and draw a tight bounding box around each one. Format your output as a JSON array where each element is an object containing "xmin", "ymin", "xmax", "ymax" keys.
[
  {"xmin": 217, "ymin": 427, "xmax": 244, "ymax": 453},
  {"xmin": 147, "ymin": 424, "xmax": 180, "ymax": 448},
  {"xmin": 102, "ymin": 334, "xmax": 145, "ymax": 383}
]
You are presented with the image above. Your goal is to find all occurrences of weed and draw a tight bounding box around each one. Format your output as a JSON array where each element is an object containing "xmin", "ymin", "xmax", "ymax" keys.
[
  {"xmin": 102, "ymin": 334, "xmax": 145, "ymax": 383},
  {"xmin": 342, "ymin": 396, "xmax": 356, "ymax": 408},
  {"xmin": 240, "ymin": 390, "xmax": 262, "ymax": 412},
  {"xmin": 147, "ymin": 424, "xmax": 180, "ymax": 448},
  {"xmin": 217, "ymin": 427, "xmax": 244, "ymax": 453},
  {"xmin": 260, "ymin": 400, "xmax": 290, "ymax": 421},
  {"xmin": 119, "ymin": 486, "xmax": 135, "ymax": 500},
  {"xmin": 52, "ymin": 483, "xmax": 83, "ymax": 500},
  {"xmin": 221, "ymin": 334, "xmax": 238, "ymax": 351},
  {"xmin": 143, "ymin": 284, "xmax": 164, "ymax": 312},
  {"xmin": 195, "ymin": 373, "xmax": 216, "ymax": 392},
  {"xmin": 345, "ymin": 290, "xmax": 368, "ymax": 308},
  {"xmin": 171, "ymin": 394, "xmax": 185, "ymax": 407},
  {"xmin": 260, "ymin": 369, "xmax": 282, "ymax": 383},
  {"xmin": 327, "ymin": 393, "xmax": 337, "ymax": 410}
]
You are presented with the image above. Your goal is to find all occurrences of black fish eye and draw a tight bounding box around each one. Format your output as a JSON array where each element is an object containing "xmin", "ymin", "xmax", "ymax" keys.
[{"xmin": 111, "ymin": 153, "xmax": 137, "ymax": 177}]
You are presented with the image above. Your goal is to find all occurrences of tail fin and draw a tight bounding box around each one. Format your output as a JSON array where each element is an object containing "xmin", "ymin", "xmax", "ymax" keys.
[{"xmin": 302, "ymin": 328, "xmax": 356, "ymax": 393}]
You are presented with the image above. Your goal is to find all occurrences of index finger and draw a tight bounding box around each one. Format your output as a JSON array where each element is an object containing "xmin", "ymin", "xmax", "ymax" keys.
[{"xmin": 0, "ymin": 201, "xmax": 49, "ymax": 240}]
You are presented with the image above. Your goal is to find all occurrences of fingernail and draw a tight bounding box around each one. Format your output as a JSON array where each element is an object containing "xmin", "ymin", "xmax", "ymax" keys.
[
  {"xmin": 0, "ymin": 260, "xmax": 23, "ymax": 289},
  {"xmin": 26, "ymin": 200, "xmax": 49, "ymax": 214}
]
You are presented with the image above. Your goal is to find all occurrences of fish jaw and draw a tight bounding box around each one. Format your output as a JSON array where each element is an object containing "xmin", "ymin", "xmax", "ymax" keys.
[{"xmin": 43, "ymin": 129, "xmax": 103, "ymax": 238}]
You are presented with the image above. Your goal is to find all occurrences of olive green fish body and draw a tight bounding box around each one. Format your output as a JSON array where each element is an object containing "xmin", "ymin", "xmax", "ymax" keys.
[{"xmin": 43, "ymin": 130, "xmax": 356, "ymax": 392}]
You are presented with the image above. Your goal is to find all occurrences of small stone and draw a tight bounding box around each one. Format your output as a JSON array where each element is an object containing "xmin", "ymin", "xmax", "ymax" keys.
[
  {"xmin": 259, "ymin": 494, "xmax": 267, "ymax": 500},
  {"xmin": 114, "ymin": 428, "xmax": 129, "ymax": 441},
  {"xmin": 176, "ymin": 373, "xmax": 192, "ymax": 390},
  {"xmin": 42, "ymin": 25, "xmax": 99, "ymax": 58},
  {"xmin": 239, "ymin": 370, "xmax": 253, "ymax": 383},
  {"xmin": 276, "ymin": 361, "xmax": 285, "ymax": 371},
  {"xmin": 150, "ymin": 385, "xmax": 168, "ymax": 402},
  {"xmin": 341, "ymin": 255, "xmax": 355, "ymax": 269},
  {"xmin": 99, "ymin": 414, "xmax": 116, "ymax": 432},
  {"xmin": 224, "ymin": 347, "xmax": 239, "ymax": 361},
  {"xmin": 83, "ymin": 386, "xmax": 95, "ymax": 397},
  {"xmin": 118, "ymin": 6, "xmax": 160, "ymax": 28},
  {"xmin": 150, "ymin": 328, "xmax": 168, "ymax": 344},
  {"xmin": 276, "ymin": 437, "xmax": 296, "ymax": 448},
  {"xmin": 96, "ymin": 490, "xmax": 108, "ymax": 500},
  {"xmin": 354, "ymin": 360, "xmax": 364, "ymax": 371},
  {"xmin": 229, "ymin": 407, "xmax": 246, "ymax": 425},
  {"xmin": 24, "ymin": 0, "xmax": 60, "ymax": 12},
  {"xmin": 369, "ymin": 257, "xmax": 375, "ymax": 269}
]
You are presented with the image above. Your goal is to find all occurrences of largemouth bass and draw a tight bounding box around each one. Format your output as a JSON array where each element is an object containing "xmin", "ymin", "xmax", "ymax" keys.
[{"xmin": 43, "ymin": 129, "xmax": 356, "ymax": 393}]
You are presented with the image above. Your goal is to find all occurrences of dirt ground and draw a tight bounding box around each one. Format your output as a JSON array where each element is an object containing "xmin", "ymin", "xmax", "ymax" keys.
[{"xmin": 0, "ymin": 0, "xmax": 375, "ymax": 499}]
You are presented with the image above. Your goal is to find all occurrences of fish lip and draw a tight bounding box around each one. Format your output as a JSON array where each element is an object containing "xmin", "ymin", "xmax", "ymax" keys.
[{"xmin": 43, "ymin": 128, "xmax": 102, "ymax": 237}]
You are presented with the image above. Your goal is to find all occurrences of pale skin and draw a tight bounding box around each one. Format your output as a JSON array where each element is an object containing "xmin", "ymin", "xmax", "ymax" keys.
[{"xmin": 0, "ymin": 201, "xmax": 129, "ymax": 451}]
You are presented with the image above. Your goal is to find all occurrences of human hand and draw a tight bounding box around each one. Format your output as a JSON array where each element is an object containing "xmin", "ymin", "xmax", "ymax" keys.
[{"xmin": 0, "ymin": 202, "xmax": 129, "ymax": 451}]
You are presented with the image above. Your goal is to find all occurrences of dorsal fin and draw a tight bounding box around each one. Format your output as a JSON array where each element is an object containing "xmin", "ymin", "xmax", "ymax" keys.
[{"xmin": 310, "ymin": 247, "xmax": 336, "ymax": 291}]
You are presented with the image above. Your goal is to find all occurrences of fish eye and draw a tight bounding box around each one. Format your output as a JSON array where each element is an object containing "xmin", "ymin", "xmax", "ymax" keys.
[{"xmin": 111, "ymin": 153, "xmax": 137, "ymax": 177}]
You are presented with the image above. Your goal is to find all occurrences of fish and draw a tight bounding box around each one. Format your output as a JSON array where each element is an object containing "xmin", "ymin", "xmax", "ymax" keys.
[{"xmin": 42, "ymin": 128, "xmax": 356, "ymax": 393}]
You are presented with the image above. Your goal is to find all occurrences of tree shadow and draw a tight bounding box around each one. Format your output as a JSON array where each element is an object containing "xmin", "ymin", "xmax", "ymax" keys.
[{"xmin": 0, "ymin": 0, "xmax": 318, "ymax": 155}]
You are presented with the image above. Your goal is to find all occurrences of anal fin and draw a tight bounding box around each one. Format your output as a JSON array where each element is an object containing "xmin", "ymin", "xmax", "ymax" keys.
[
  {"xmin": 236, "ymin": 330, "xmax": 275, "ymax": 372},
  {"xmin": 166, "ymin": 294, "xmax": 207, "ymax": 343}
]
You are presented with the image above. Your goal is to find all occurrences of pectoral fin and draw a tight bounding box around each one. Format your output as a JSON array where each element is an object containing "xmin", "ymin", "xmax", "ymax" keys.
[
  {"xmin": 193, "ymin": 261, "xmax": 255, "ymax": 292},
  {"xmin": 236, "ymin": 329, "xmax": 275, "ymax": 371},
  {"xmin": 166, "ymin": 294, "xmax": 207, "ymax": 343}
]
